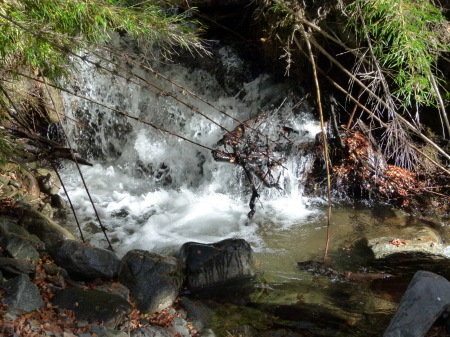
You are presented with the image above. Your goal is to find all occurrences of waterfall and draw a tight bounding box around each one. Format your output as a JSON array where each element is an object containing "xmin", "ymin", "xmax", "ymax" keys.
[{"xmin": 59, "ymin": 37, "xmax": 322, "ymax": 257}]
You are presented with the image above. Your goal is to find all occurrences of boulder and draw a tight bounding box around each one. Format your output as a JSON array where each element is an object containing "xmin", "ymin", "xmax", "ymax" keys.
[
  {"xmin": 2, "ymin": 274, "xmax": 45, "ymax": 314},
  {"xmin": 53, "ymin": 287, "xmax": 132, "ymax": 328},
  {"xmin": 52, "ymin": 240, "xmax": 120, "ymax": 281},
  {"xmin": 0, "ymin": 217, "xmax": 45, "ymax": 251},
  {"xmin": 384, "ymin": 270, "xmax": 450, "ymax": 337},
  {"xmin": 176, "ymin": 238, "xmax": 257, "ymax": 296},
  {"xmin": 118, "ymin": 250, "xmax": 183, "ymax": 314},
  {"xmin": 1, "ymin": 233, "xmax": 40, "ymax": 265},
  {"xmin": 18, "ymin": 203, "xmax": 75, "ymax": 252}
]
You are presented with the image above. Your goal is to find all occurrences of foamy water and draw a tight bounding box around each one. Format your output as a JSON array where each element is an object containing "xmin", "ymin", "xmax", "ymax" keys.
[{"xmin": 59, "ymin": 38, "xmax": 322, "ymax": 257}]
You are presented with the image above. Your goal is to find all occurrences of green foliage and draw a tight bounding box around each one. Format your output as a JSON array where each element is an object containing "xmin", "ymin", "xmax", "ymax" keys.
[
  {"xmin": 347, "ymin": 0, "xmax": 448, "ymax": 108},
  {"xmin": 0, "ymin": 0, "xmax": 206, "ymax": 163},
  {"xmin": 0, "ymin": 0, "xmax": 205, "ymax": 81}
]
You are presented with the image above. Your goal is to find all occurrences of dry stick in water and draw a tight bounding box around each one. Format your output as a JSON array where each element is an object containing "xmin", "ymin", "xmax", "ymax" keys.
[
  {"xmin": 41, "ymin": 76, "xmax": 113, "ymax": 251},
  {"xmin": 295, "ymin": 28, "xmax": 332, "ymax": 264}
]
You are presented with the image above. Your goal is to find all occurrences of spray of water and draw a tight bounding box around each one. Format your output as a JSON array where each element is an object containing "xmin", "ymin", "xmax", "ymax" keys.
[{"xmin": 59, "ymin": 40, "xmax": 322, "ymax": 257}]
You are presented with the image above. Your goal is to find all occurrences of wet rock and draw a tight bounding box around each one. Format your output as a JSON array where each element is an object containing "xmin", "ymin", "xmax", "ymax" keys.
[
  {"xmin": 384, "ymin": 270, "xmax": 450, "ymax": 337},
  {"xmin": 131, "ymin": 326, "xmax": 176, "ymax": 337},
  {"xmin": 36, "ymin": 168, "xmax": 61, "ymax": 195},
  {"xmin": 18, "ymin": 203, "xmax": 75, "ymax": 252},
  {"xmin": 52, "ymin": 240, "xmax": 120, "ymax": 281},
  {"xmin": 2, "ymin": 274, "xmax": 45, "ymax": 314},
  {"xmin": 118, "ymin": 250, "xmax": 183, "ymax": 314},
  {"xmin": 51, "ymin": 194, "xmax": 68, "ymax": 209},
  {"xmin": 53, "ymin": 288, "xmax": 132, "ymax": 328},
  {"xmin": 179, "ymin": 297, "xmax": 214, "ymax": 331},
  {"xmin": 366, "ymin": 223, "xmax": 446, "ymax": 259},
  {"xmin": 177, "ymin": 238, "xmax": 257, "ymax": 296}
]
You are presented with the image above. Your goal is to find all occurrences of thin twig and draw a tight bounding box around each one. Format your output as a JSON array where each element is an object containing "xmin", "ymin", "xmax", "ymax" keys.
[
  {"xmin": 305, "ymin": 33, "xmax": 450, "ymax": 162},
  {"xmin": 51, "ymin": 161, "xmax": 85, "ymax": 242},
  {"xmin": 295, "ymin": 27, "xmax": 332, "ymax": 264}
]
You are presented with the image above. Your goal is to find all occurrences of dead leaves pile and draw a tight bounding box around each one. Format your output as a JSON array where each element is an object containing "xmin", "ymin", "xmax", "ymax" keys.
[
  {"xmin": 333, "ymin": 131, "xmax": 424, "ymax": 207},
  {"xmin": 0, "ymin": 255, "xmax": 194, "ymax": 336}
]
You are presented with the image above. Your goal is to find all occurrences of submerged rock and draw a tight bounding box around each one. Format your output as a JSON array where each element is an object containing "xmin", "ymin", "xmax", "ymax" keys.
[
  {"xmin": 384, "ymin": 270, "xmax": 450, "ymax": 337},
  {"xmin": 177, "ymin": 238, "xmax": 257, "ymax": 297},
  {"xmin": 118, "ymin": 249, "xmax": 183, "ymax": 314},
  {"xmin": 366, "ymin": 223, "xmax": 446, "ymax": 259}
]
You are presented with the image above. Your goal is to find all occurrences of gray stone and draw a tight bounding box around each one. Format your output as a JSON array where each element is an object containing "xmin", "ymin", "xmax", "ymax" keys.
[
  {"xmin": 172, "ymin": 317, "xmax": 190, "ymax": 337},
  {"xmin": 96, "ymin": 282, "xmax": 130, "ymax": 301},
  {"xmin": 36, "ymin": 168, "xmax": 61, "ymax": 195},
  {"xmin": 0, "ymin": 257, "xmax": 36, "ymax": 274},
  {"xmin": 3, "ymin": 274, "xmax": 44, "ymax": 313},
  {"xmin": 53, "ymin": 288, "xmax": 132, "ymax": 328},
  {"xmin": 18, "ymin": 203, "xmax": 75, "ymax": 252},
  {"xmin": 177, "ymin": 238, "xmax": 257, "ymax": 294},
  {"xmin": 0, "ymin": 219, "xmax": 45, "ymax": 253},
  {"xmin": 179, "ymin": 297, "xmax": 214, "ymax": 331},
  {"xmin": 51, "ymin": 194, "xmax": 68, "ymax": 209},
  {"xmin": 384, "ymin": 270, "xmax": 450, "ymax": 337},
  {"xmin": 52, "ymin": 239, "xmax": 120, "ymax": 281},
  {"xmin": 3, "ymin": 233, "xmax": 40, "ymax": 265},
  {"xmin": 89, "ymin": 324, "xmax": 128, "ymax": 337},
  {"xmin": 131, "ymin": 326, "xmax": 176, "ymax": 337},
  {"xmin": 0, "ymin": 218, "xmax": 29, "ymax": 237},
  {"xmin": 40, "ymin": 203, "xmax": 54, "ymax": 219},
  {"xmin": 367, "ymin": 224, "xmax": 445, "ymax": 259},
  {"xmin": 119, "ymin": 250, "xmax": 183, "ymax": 314}
]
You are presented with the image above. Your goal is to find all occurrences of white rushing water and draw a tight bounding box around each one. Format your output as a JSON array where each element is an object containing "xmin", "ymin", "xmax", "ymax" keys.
[{"xmin": 59, "ymin": 39, "xmax": 323, "ymax": 257}]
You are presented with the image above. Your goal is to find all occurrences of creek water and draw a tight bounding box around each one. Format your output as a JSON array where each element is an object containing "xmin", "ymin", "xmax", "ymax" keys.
[{"xmin": 58, "ymin": 37, "xmax": 448, "ymax": 336}]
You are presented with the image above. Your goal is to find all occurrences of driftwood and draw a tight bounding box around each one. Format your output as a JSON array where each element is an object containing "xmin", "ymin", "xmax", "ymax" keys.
[{"xmin": 212, "ymin": 114, "xmax": 287, "ymax": 220}]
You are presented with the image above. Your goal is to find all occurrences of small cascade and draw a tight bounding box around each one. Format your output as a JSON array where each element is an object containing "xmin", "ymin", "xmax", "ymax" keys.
[{"xmin": 59, "ymin": 37, "xmax": 322, "ymax": 256}]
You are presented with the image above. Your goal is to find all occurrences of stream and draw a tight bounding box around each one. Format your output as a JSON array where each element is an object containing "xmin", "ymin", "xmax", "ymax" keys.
[{"xmin": 58, "ymin": 35, "xmax": 450, "ymax": 336}]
